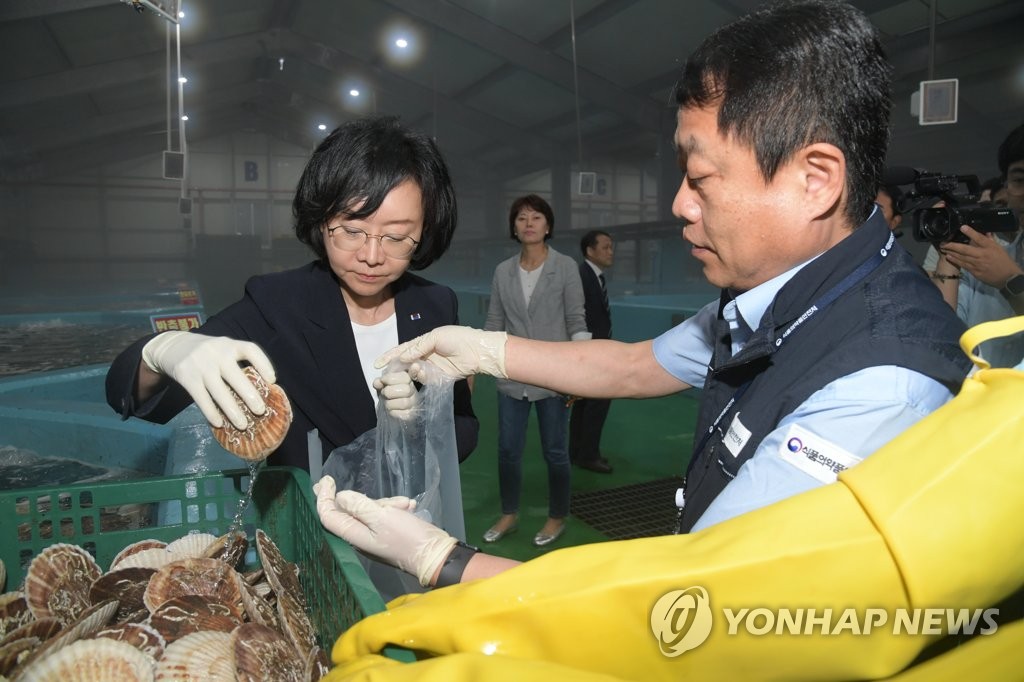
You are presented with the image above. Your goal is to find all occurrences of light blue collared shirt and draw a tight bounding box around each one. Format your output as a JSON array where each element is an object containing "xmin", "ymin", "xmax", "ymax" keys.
[
  {"xmin": 956, "ymin": 233, "xmax": 1024, "ymax": 369},
  {"xmin": 653, "ymin": 249, "xmax": 956, "ymax": 532}
]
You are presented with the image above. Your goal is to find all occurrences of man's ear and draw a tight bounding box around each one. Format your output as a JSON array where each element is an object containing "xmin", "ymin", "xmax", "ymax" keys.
[{"xmin": 794, "ymin": 142, "xmax": 845, "ymax": 219}]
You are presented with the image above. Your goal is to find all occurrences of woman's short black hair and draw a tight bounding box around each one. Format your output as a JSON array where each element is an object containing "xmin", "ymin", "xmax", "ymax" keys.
[
  {"xmin": 293, "ymin": 116, "xmax": 457, "ymax": 270},
  {"xmin": 507, "ymin": 194, "xmax": 555, "ymax": 241}
]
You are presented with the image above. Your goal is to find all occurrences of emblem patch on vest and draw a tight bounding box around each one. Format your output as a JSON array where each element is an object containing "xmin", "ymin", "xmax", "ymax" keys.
[
  {"xmin": 723, "ymin": 412, "xmax": 752, "ymax": 458},
  {"xmin": 778, "ymin": 423, "xmax": 862, "ymax": 484}
]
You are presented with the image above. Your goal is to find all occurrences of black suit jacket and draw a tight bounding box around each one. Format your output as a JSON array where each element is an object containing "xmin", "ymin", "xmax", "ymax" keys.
[
  {"xmin": 105, "ymin": 262, "xmax": 478, "ymax": 469},
  {"xmin": 578, "ymin": 261, "xmax": 612, "ymax": 339}
]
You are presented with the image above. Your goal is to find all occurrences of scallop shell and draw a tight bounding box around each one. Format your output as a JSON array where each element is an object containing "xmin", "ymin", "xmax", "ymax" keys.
[
  {"xmin": 304, "ymin": 646, "xmax": 330, "ymax": 682},
  {"xmin": 0, "ymin": 636, "xmax": 40, "ymax": 677},
  {"xmin": 154, "ymin": 630, "xmax": 234, "ymax": 681},
  {"xmin": 0, "ymin": 617, "xmax": 62, "ymax": 647},
  {"xmin": 113, "ymin": 548, "xmax": 176, "ymax": 572},
  {"xmin": 118, "ymin": 607, "xmax": 152, "ymax": 625},
  {"xmin": 275, "ymin": 590, "xmax": 316, "ymax": 660},
  {"xmin": 241, "ymin": 569, "xmax": 264, "ymax": 585},
  {"xmin": 251, "ymin": 581, "xmax": 274, "ymax": 600},
  {"xmin": 232, "ymin": 623, "xmax": 304, "ymax": 682},
  {"xmin": 0, "ymin": 592, "xmax": 33, "ymax": 640},
  {"xmin": 147, "ymin": 596, "xmax": 242, "ymax": 644},
  {"xmin": 255, "ymin": 530, "xmax": 305, "ymax": 607},
  {"xmin": 91, "ymin": 622, "xmax": 166, "ymax": 660},
  {"xmin": 211, "ymin": 367, "xmax": 293, "ymax": 460},
  {"xmin": 25, "ymin": 544, "xmax": 102, "ymax": 624},
  {"xmin": 143, "ymin": 558, "xmax": 243, "ymax": 616},
  {"xmin": 202, "ymin": 531, "xmax": 249, "ymax": 569},
  {"xmin": 235, "ymin": 575, "xmax": 279, "ymax": 630},
  {"xmin": 17, "ymin": 637, "xmax": 154, "ymax": 682},
  {"xmin": 109, "ymin": 540, "xmax": 167, "ymax": 572},
  {"xmin": 165, "ymin": 533, "xmax": 219, "ymax": 560},
  {"xmin": 89, "ymin": 567, "xmax": 157, "ymax": 623},
  {"xmin": 16, "ymin": 600, "xmax": 120, "ymax": 674}
]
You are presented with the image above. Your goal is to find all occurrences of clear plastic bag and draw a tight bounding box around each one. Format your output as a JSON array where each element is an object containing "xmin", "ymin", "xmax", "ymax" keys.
[{"xmin": 320, "ymin": 361, "xmax": 466, "ymax": 600}]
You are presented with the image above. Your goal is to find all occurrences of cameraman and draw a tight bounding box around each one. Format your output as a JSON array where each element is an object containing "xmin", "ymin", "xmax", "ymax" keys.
[
  {"xmin": 933, "ymin": 122, "xmax": 1024, "ymax": 365},
  {"xmin": 875, "ymin": 184, "xmax": 903, "ymax": 234}
]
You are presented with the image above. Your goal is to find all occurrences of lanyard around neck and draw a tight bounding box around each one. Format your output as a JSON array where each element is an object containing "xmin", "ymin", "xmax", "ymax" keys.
[{"xmin": 692, "ymin": 230, "xmax": 896, "ymax": 457}]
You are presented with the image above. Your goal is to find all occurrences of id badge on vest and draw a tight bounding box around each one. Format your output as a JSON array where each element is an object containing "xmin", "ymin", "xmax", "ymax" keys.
[{"xmin": 722, "ymin": 411, "xmax": 752, "ymax": 458}]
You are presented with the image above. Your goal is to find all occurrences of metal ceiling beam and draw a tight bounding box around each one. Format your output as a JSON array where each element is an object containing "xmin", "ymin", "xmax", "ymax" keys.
[
  {"xmin": 886, "ymin": 5, "xmax": 1024, "ymax": 80},
  {"xmin": 379, "ymin": 0, "xmax": 662, "ymax": 131},
  {"xmin": 277, "ymin": 31, "xmax": 563, "ymax": 165},
  {"xmin": 0, "ymin": 94, "xmax": 251, "ymax": 182},
  {"xmin": 0, "ymin": 0, "xmax": 112, "ymax": 22},
  {"xmin": 0, "ymin": 30, "xmax": 274, "ymax": 109},
  {"xmin": 443, "ymin": 0, "xmax": 637, "ymax": 104},
  {"xmin": 414, "ymin": 0, "xmax": 648, "ymax": 154},
  {"xmin": 0, "ymin": 82, "xmax": 263, "ymax": 162},
  {"xmin": 265, "ymin": 0, "xmax": 302, "ymax": 30}
]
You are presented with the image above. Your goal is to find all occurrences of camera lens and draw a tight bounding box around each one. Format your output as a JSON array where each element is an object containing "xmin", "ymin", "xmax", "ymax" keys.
[{"xmin": 913, "ymin": 207, "xmax": 956, "ymax": 243}]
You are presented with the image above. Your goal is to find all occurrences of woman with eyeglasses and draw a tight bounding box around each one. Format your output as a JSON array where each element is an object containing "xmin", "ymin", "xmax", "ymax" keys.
[{"xmin": 105, "ymin": 116, "xmax": 478, "ymax": 471}]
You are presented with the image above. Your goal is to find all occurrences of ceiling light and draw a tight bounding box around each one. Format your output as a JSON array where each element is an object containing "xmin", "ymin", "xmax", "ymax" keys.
[
  {"xmin": 383, "ymin": 26, "xmax": 421, "ymax": 65},
  {"xmin": 178, "ymin": 11, "xmax": 184, "ymax": 18},
  {"xmin": 181, "ymin": 115, "xmax": 189, "ymax": 121},
  {"xmin": 318, "ymin": 124, "xmax": 327, "ymax": 131},
  {"xmin": 178, "ymin": 76, "xmax": 187, "ymax": 84},
  {"xmin": 349, "ymin": 89, "xmax": 360, "ymax": 97},
  {"xmin": 279, "ymin": 57, "xmax": 285, "ymax": 71}
]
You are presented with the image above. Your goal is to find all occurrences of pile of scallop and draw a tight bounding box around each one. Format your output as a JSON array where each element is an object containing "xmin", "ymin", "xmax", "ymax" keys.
[{"xmin": 0, "ymin": 530, "xmax": 330, "ymax": 681}]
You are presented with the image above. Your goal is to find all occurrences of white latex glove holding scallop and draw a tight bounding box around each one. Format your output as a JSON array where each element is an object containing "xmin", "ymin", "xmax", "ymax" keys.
[{"xmin": 142, "ymin": 330, "xmax": 276, "ymax": 429}]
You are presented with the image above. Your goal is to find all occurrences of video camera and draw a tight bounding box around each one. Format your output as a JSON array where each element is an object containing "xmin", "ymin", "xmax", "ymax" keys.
[{"xmin": 884, "ymin": 167, "xmax": 1018, "ymax": 244}]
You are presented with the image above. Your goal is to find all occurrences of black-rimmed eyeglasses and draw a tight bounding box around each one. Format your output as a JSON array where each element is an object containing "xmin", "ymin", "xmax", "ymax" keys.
[{"xmin": 326, "ymin": 225, "xmax": 420, "ymax": 259}]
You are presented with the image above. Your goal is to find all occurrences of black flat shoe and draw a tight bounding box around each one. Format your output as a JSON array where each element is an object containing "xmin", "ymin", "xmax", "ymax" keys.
[{"xmin": 578, "ymin": 459, "xmax": 613, "ymax": 474}]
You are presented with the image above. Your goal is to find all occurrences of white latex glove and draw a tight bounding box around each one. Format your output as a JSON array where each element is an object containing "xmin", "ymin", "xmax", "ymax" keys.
[
  {"xmin": 374, "ymin": 325, "xmax": 508, "ymax": 380},
  {"xmin": 372, "ymin": 369, "xmax": 420, "ymax": 420},
  {"xmin": 314, "ymin": 476, "xmax": 456, "ymax": 587},
  {"xmin": 141, "ymin": 330, "xmax": 276, "ymax": 429}
]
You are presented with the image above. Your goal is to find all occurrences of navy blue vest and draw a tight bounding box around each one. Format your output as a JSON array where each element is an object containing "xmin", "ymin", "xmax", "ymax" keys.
[{"xmin": 679, "ymin": 213, "xmax": 972, "ymax": 531}]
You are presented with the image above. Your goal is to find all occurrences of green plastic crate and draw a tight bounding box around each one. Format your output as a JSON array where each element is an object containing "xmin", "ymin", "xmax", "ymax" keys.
[{"xmin": 0, "ymin": 466, "xmax": 398, "ymax": 659}]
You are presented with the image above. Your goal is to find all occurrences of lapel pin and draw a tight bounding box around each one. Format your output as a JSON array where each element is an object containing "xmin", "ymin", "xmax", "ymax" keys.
[{"xmin": 410, "ymin": 313, "xmax": 421, "ymax": 320}]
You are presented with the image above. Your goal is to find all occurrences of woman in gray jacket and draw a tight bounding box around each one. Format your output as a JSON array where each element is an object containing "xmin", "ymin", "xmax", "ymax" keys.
[{"xmin": 482, "ymin": 194, "xmax": 590, "ymax": 547}]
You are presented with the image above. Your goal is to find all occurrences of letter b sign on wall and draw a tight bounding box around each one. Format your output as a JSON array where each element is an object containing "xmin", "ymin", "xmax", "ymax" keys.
[{"xmin": 244, "ymin": 161, "xmax": 259, "ymax": 182}]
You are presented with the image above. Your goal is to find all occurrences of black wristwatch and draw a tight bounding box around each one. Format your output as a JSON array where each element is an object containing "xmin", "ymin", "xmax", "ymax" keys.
[
  {"xmin": 435, "ymin": 541, "xmax": 480, "ymax": 588},
  {"xmin": 1000, "ymin": 274, "xmax": 1024, "ymax": 299}
]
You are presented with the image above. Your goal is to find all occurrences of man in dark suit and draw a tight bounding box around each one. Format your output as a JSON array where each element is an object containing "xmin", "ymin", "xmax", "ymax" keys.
[{"xmin": 569, "ymin": 230, "xmax": 615, "ymax": 473}]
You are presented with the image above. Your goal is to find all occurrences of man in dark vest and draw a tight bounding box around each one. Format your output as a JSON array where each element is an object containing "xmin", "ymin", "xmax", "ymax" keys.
[{"xmin": 315, "ymin": 0, "xmax": 973, "ymax": 588}]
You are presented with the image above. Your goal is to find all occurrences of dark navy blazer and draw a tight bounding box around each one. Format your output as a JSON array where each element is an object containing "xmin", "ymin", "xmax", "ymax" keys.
[
  {"xmin": 578, "ymin": 260, "xmax": 612, "ymax": 339},
  {"xmin": 105, "ymin": 262, "xmax": 478, "ymax": 469}
]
